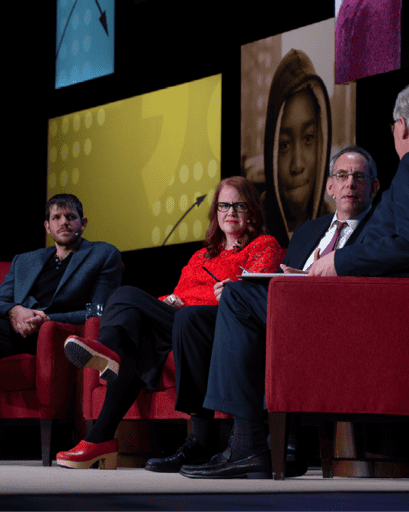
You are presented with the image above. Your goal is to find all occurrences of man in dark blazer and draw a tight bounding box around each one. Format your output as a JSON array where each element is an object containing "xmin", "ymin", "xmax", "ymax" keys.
[
  {"xmin": 176, "ymin": 145, "xmax": 381, "ymax": 479},
  {"xmin": 0, "ymin": 194, "xmax": 122, "ymax": 359},
  {"xmin": 145, "ymin": 145, "xmax": 380, "ymax": 477},
  {"xmin": 309, "ymin": 85, "xmax": 409, "ymax": 278}
]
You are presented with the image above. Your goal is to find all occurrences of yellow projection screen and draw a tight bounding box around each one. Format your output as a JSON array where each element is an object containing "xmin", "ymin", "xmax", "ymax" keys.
[{"xmin": 47, "ymin": 74, "xmax": 221, "ymax": 251}]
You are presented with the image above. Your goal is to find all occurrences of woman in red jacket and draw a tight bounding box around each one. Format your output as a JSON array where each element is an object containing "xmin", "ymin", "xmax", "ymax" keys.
[{"xmin": 57, "ymin": 176, "xmax": 284, "ymax": 469}]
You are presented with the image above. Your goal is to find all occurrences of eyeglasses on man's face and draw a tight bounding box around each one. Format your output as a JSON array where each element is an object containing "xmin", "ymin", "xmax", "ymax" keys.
[
  {"xmin": 216, "ymin": 202, "xmax": 249, "ymax": 213},
  {"xmin": 332, "ymin": 172, "xmax": 369, "ymax": 183}
]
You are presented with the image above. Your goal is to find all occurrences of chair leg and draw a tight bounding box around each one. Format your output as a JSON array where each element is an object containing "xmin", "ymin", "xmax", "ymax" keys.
[
  {"xmin": 40, "ymin": 419, "xmax": 53, "ymax": 467},
  {"xmin": 269, "ymin": 412, "xmax": 288, "ymax": 480},
  {"xmin": 318, "ymin": 420, "xmax": 334, "ymax": 478}
]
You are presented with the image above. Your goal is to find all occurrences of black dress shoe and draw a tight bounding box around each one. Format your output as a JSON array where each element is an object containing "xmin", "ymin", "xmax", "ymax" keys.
[
  {"xmin": 144, "ymin": 435, "xmax": 212, "ymax": 473},
  {"xmin": 267, "ymin": 433, "xmax": 308, "ymax": 477},
  {"xmin": 284, "ymin": 434, "xmax": 308, "ymax": 477},
  {"xmin": 179, "ymin": 447, "xmax": 272, "ymax": 479},
  {"xmin": 285, "ymin": 458, "xmax": 308, "ymax": 477}
]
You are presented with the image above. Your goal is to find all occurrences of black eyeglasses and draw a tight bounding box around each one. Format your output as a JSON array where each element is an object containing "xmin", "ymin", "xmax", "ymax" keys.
[
  {"xmin": 332, "ymin": 172, "xmax": 369, "ymax": 183},
  {"xmin": 216, "ymin": 202, "xmax": 248, "ymax": 213}
]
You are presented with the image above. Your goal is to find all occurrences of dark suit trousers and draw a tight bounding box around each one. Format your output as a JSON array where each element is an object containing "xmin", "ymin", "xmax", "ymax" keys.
[
  {"xmin": 203, "ymin": 280, "xmax": 269, "ymax": 421},
  {"xmin": 0, "ymin": 316, "xmax": 37, "ymax": 358},
  {"xmin": 98, "ymin": 286, "xmax": 179, "ymax": 389},
  {"xmin": 172, "ymin": 305, "xmax": 218, "ymax": 416}
]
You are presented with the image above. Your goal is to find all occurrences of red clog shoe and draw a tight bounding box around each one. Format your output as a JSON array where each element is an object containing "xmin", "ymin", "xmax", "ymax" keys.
[
  {"xmin": 57, "ymin": 439, "xmax": 119, "ymax": 469},
  {"xmin": 64, "ymin": 335, "xmax": 121, "ymax": 382}
]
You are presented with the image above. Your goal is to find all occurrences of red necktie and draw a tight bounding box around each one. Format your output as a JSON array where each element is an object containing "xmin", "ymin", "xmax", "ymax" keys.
[
  {"xmin": 306, "ymin": 221, "xmax": 347, "ymax": 270},
  {"xmin": 320, "ymin": 220, "xmax": 347, "ymax": 258}
]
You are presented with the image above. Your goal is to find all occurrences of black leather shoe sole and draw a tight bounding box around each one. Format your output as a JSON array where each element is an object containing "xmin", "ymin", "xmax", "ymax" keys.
[{"xmin": 179, "ymin": 448, "xmax": 272, "ymax": 479}]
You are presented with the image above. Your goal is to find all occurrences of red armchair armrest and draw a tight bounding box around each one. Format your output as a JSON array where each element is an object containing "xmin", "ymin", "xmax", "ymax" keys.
[
  {"xmin": 266, "ymin": 276, "xmax": 409, "ymax": 416},
  {"xmin": 36, "ymin": 321, "xmax": 85, "ymax": 419}
]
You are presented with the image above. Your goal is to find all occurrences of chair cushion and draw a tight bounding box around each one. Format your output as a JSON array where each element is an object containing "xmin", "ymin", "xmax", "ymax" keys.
[{"xmin": 0, "ymin": 354, "xmax": 36, "ymax": 391}]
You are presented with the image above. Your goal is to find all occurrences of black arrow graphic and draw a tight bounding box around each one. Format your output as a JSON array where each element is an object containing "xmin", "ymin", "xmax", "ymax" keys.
[
  {"xmin": 56, "ymin": 0, "xmax": 79, "ymax": 60},
  {"xmin": 162, "ymin": 195, "xmax": 207, "ymax": 246},
  {"xmin": 56, "ymin": 0, "xmax": 109, "ymax": 60},
  {"xmin": 94, "ymin": 0, "xmax": 109, "ymax": 36}
]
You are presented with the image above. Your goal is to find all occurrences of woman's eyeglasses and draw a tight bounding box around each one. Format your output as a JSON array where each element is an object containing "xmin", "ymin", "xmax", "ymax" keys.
[{"xmin": 216, "ymin": 202, "xmax": 248, "ymax": 213}]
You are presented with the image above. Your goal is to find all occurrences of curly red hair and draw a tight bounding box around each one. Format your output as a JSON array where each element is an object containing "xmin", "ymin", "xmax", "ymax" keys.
[{"xmin": 204, "ymin": 176, "xmax": 265, "ymax": 259}]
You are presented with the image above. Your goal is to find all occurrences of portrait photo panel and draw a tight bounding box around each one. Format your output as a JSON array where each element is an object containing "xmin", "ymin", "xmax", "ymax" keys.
[{"xmin": 241, "ymin": 18, "xmax": 356, "ymax": 248}]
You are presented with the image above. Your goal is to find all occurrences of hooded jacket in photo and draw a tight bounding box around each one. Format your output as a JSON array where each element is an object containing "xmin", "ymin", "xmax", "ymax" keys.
[{"xmin": 263, "ymin": 49, "xmax": 332, "ymax": 248}]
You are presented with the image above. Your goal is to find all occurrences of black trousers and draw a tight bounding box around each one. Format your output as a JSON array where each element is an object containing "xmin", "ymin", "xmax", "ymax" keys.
[
  {"xmin": 91, "ymin": 287, "xmax": 222, "ymax": 441},
  {"xmin": 98, "ymin": 286, "xmax": 179, "ymax": 389},
  {"xmin": 172, "ymin": 305, "xmax": 218, "ymax": 417},
  {"xmin": 87, "ymin": 286, "xmax": 184, "ymax": 442},
  {"xmin": 0, "ymin": 316, "xmax": 37, "ymax": 359}
]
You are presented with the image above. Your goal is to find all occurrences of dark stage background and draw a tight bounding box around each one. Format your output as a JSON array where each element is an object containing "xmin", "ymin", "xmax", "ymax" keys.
[
  {"xmin": 2, "ymin": 1, "xmax": 408, "ymax": 295},
  {"xmin": 0, "ymin": 0, "xmax": 408, "ymax": 474}
]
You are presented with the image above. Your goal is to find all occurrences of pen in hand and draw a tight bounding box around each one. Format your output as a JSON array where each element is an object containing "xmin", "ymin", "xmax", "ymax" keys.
[{"xmin": 202, "ymin": 266, "xmax": 221, "ymax": 282}]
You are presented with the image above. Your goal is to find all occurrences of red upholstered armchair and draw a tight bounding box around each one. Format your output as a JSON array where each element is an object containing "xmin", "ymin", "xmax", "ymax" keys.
[
  {"xmin": 0, "ymin": 261, "xmax": 86, "ymax": 466},
  {"xmin": 265, "ymin": 276, "xmax": 409, "ymax": 479}
]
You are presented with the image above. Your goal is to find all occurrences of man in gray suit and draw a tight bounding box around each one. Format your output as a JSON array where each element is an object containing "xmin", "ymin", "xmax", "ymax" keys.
[{"xmin": 0, "ymin": 194, "xmax": 122, "ymax": 358}]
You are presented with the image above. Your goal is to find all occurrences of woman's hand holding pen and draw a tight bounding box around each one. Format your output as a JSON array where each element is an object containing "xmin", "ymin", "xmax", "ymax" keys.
[
  {"xmin": 201, "ymin": 266, "xmax": 231, "ymax": 302},
  {"xmin": 214, "ymin": 279, "xmax": 232, "ymax": 302}
]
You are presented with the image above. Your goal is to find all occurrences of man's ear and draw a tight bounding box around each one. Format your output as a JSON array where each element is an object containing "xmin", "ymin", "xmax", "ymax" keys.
[
  {"xmin": 397, "ymin": 116, "xmax": 409, "ymax": 139},
  {"xmin": 44, "ymin": 220, "xmax": 50, "ymax": 234},
  {"xmin": 370, "ymin": 179, "xmax": 380, "ymax": 198},
  {"xmin": 403, "ymin": 118, "xmax": 409, "ymax": 139},
  {"xmin": 81, "ymin": 217, "xmax": 88, "ymax": 232}
]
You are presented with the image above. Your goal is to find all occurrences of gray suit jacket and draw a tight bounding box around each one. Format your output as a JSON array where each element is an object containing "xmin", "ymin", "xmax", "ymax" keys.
[{"xmin": 0, "ymin": 239, "xmax": 122, "ymax": 324}]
